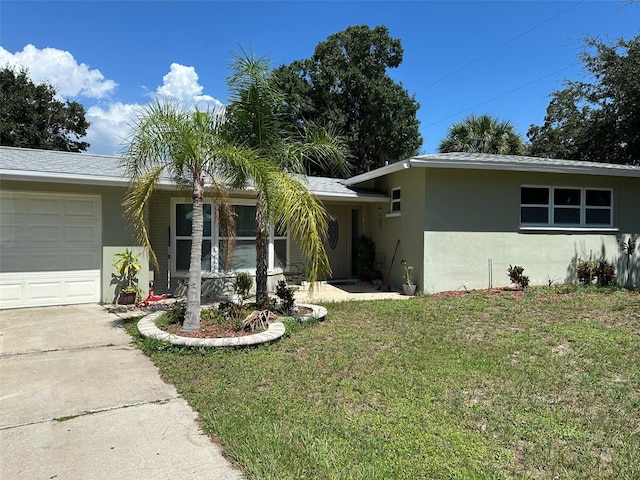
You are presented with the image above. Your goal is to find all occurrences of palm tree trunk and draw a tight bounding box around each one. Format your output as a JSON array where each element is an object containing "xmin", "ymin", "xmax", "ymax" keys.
[
  {"xmin": 182, "ymin": 176, "xmax": 205, "ymax": 332},
  {"xmin": 255, "ymin": 196, "xmax": 269, "ymax": 301}
]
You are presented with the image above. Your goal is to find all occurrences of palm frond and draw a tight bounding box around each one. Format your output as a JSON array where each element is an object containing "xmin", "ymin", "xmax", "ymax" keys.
[{"xmin": 122, "ymin": 166, "xmax": 165, "ymax": 268}]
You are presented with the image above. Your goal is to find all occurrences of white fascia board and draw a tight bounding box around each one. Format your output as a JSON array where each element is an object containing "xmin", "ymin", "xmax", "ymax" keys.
[
  {"xmin": 343, "ymin": 158, "xmax": 640, "ymax": 186},
  {"xmin": 0, "ymin": 170, "xmax": 180, "ymax": 188},
  {"xmin": 408, "ymin": 158, "xmax": 640, "ymax": 177},
  {"xmin": 341, "ymin": 160, "xmax": 412, "ymax": 185},
  {"xmin": 0, "ymin": 170, "xmax": 130, "ymax": 187},
  {"xmin": 313, "ymin": 192, "xmax": 389, "ymax": 203}
]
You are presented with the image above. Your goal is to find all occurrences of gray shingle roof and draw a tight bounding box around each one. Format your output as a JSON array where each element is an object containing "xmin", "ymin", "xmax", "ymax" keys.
[
  {"xmin": 0, "ymin": 146, "xmax": 383, "ymax": 200},
  {"xmin": 414, "ymin": 152, "xmax": 640, "ymax": 173},
  {"xmin": 343, "ymin": 151, "xmax": 640, "ymax": 185},
  {"xmin": 0, "ymin": 146, "xmax": 126, "ymax": 184}
]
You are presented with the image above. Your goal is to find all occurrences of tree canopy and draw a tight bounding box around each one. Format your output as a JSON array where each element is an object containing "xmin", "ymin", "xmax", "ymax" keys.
[
  {"xmin": 0, "ymin": 67, "xmax": 90, "ymax": 152},
  {"xmin": 438, "ymin": 114, "xmax": 525, "ymax": 155},
  {"xmin": 527, "ymin": 34, "xmax": 640, "ymax": 166},
  {"xmin": 274, "ymin": 25, "xmax": 422, "ymax": 176}
]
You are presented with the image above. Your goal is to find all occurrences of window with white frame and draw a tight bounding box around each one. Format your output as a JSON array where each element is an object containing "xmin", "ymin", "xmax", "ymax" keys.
[
  {"xmin": 173, "ymin": 200, "xmax": 288, "ymax": 273},
  {"xmin": 390, "ymin": 187, "xmax": 401, "ymax": 213},
  {"xmin": 520, "ymin": 186, "xmax": 613, "ymax": 227},
  {"xmin": 219, "ymin": 204, "xmax": 257, "ymax": 271},
  {"xmin": 174, "ymin": 202, "xmax": 213, "ymax": 272},
  {"xmin": 273, "ymin": 220, "xmax": 289, "ymax": 270}
]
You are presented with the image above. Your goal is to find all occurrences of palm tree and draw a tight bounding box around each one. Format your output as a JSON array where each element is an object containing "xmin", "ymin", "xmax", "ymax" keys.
[
  {"xmin": 122, "ymin": 52, "xmax": 350, "ymax": 330},
  {"xmin": 438, "ymin": 114, "xmax": 525, "ymax": 155},
  {"xmin": 223, "ymin": 50, "xmax": 351, "ymax": 300},
  {"xmin": 121, "ymin": 100, "xmax": 249, "ymax": 332}
]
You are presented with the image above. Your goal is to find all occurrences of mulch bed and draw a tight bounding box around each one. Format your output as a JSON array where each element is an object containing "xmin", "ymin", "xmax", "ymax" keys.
[{"xmin": 160, "ymin": 306, "xmax": 313, "ymax": 339}]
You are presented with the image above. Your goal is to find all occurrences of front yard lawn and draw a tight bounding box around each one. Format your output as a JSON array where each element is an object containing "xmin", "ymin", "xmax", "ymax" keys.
[{"xmin": 129, "ymin": 287, "xmax": 640, "ymax": 479}]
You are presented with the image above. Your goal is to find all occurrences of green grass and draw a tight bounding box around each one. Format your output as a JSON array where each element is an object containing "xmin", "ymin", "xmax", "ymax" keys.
[{"xmin": 126, "ymin": 288, "xmax": 640, "ymax": 479}]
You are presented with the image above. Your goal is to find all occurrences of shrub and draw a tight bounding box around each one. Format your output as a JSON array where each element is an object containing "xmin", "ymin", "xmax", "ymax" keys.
[
  {"xmin": 167, "ymin": 301, "xmax": 186, "ymax": 324},
  {"xmin": 233, "ymin": 271, "xmax": 253, "ymax": 298},
  {"xmin": 275, "ymin": 280, "xmax": 295, "ymax": 313},
  {"xmin": 507, "ymin": 265, "xmax": 529, "ymax": 290},
  {"xmin": 576, "ymin": 258, "xmax": 615, "ymax": 287}
]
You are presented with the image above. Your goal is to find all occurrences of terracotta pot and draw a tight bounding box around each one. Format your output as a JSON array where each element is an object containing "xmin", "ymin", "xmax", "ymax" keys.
[{"xmin": 119, "ymin": 291, "xmax": 137, "ymax": 305}]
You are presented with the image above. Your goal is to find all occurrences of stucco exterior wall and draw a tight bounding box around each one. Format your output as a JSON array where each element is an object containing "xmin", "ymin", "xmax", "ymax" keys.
[
  {"xmin": 368, "ymin": 168, "xmax": 427, "ymax": 291},
  {"xmin": 423, "ymin": 231, "xmax": 638, "ymax": 292},
  {"xmin": 421, "ymin": 169, "xmax": 640, "ymax": 292}
]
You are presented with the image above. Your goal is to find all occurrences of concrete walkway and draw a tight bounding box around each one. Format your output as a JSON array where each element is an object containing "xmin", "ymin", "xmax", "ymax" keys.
[
  {"xmin": 294, "ymin": 280, "xmax": 411, "ymax": 303},
  {"xmin": 0, "ymin": 304, "xmax": 242, "ymax": 480}
]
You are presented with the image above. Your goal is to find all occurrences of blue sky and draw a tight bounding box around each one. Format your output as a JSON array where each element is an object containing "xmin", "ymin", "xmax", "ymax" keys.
[{"xmin": 1, "ymin": 1, "xmax": 638, "ymax": 158}]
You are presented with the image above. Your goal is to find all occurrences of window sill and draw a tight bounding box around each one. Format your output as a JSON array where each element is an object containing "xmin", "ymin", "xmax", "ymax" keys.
[
  {"xmin": 385, "ymin": 212, "xmax": 402, "ymax": 218},
  {"xmin": 519, "ymin": 226, "xmax": 619, "ymax": 233}
]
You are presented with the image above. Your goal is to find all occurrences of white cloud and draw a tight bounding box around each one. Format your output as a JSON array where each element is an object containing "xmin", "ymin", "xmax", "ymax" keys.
[
  {"xmin": 0, "ymin": 44, "xmax": 117, "ymax": 99},
  {"xmin": 155, "ymin": 63, "xmax": 224, "ymax": 111},
  {"xmin": 85, "ymin": 102, "xmax": 142, "ymax": 156},
  {"xmin": 1, "ymin": 46, "xmax": 224, "ymax": 155}
]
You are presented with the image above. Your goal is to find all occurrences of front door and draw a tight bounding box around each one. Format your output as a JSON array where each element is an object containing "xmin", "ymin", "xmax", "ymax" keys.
[{"xmin": 324, "ymin": 206, "xmax": 349, "ymax": 279}]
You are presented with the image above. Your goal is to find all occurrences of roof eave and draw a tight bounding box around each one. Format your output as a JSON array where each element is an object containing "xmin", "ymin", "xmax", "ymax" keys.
[{"xmin": 408, "ymin": 159, "xmax": 640, "ymax": 178}]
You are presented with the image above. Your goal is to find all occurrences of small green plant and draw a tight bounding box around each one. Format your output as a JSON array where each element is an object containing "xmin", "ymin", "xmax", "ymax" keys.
[
  {"xmin": 507, "ymin": 265, "xmax": 529, "ymax": 290},
  {"xmin": 233, "ymin": 271, "xmax": 253, "ymax": 298},
  {"xmin": 113, "ymin": 247, "xmax": 142, "ymax": 288},
  {"xmin": 576, "ymin": 258, "xmax": 615, "ymax": 287},
  {"xmin": 275, "ymin": 280, "xmax": 295, "ymax": 313},
  {"xmin": 400, "ymin": 260, "xmax": 414, "ymax": 286},
  {"xmin": 167, "ymin": 301, "xmax": 186, "ymax": 324}
]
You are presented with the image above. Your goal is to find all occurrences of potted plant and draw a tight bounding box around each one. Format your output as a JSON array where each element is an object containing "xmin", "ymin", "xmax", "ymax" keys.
[
  {"xmin": 113, "ymin": 247, "xmax": 142, "ymax": 305},
  {"xmin": 400, "ymin": 259, "xmax": 417, "ymax": 296}
]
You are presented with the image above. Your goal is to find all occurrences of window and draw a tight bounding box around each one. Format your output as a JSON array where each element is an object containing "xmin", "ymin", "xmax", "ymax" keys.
[
  {"xmin": 172, "ymin": 200, "xmax": 288, "ymax": 274},
  {"xmin": 273, "ymin": 220, "xmax": 288, "ymax": 269},
  {"xmin": 174, "ymin": 203, "xmax": 212, "ymax": 271},
  {"xmin": 390, "ymin": 187, "xmax": 401, "ymax": 213},
  {"xmin": 219, "ymin": 205, "xmax": 257, "ymax": 271},
  {"xmin": 520, "ymin": 186, "xmax": 613, "ymax": 227}
]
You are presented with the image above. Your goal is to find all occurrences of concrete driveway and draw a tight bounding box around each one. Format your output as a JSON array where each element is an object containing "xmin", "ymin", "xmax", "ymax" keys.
[{"xmin": 0, "ymin": 304, "xmax": 242, "ymax": 479}]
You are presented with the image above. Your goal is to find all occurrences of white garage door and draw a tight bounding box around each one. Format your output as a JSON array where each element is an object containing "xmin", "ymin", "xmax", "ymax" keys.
[{"xmin": 0, "ymin": 191, "xmax": 102, "ymax": 309}]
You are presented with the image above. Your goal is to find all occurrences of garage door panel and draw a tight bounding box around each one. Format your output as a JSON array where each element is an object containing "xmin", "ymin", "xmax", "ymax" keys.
[
  {"xmin": 65, "ymin": 197, "xmax": 99, "ymax": 216},
  {"xmin": 0, "ymin": 282, "xmax": 22, "ymax": 303},
  {"xmin": 28, "ymin": 281, "xmax": 62, "ymax": 301},
  {"xmin": 65, "ymin": 224, "xmax": 100, "ymax": 243},
  {"xmin": 0, "ymin": 253, "xmax": 21, "ymax": 271},
  {"xmin": 23, "ymin": 252, "xmax": 63, "ymax": 271},
  {"xmin": 0, "ymin": 191, "xmax": 101, "ymax": 308},
  {"xmin": 27, "ymin": 224, "xmax": 62, "ymax": 241},
  {"xmin": 0, "ymin": 271, "xmax": 101, "ymax": 309},
  {"xmin": 27, "ymin": 197, "xmax": 62, "ymax": 216},
  {"xmin": 65, "ymin": 253, "xmax": 100, "ymax": 270}
]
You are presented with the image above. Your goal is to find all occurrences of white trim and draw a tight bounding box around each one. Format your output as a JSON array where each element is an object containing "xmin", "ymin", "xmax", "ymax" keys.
[
  {"xmin": 519, "ymin": 227, "xmax": 620, "ymax": 233},
  {"xmin": 385, "ymin": 212, "xmax": 402, "ymax": 218},
  {"xmin": 520, "ymin": 185, "xmax": 613, "ymax": 229}
]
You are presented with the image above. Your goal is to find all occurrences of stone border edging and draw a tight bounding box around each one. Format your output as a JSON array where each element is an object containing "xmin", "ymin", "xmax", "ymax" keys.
[{"xmin": 136, "ymin": 303, "xmax": 327, "ymax": 348}]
